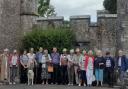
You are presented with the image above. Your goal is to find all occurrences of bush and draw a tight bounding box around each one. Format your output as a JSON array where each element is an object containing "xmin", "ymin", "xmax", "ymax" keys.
[{"xmin": 21, "ymin": 27, "xmax": 75, "ymax": 53}]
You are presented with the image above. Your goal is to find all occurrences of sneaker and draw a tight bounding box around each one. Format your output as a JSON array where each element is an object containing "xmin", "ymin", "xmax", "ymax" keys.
[
  {"xmin": 9, "ymin": 82, "xmax": 12, "ymax": 85},
  {"xmin": 78, "ymin": 84, "xmax": 81, "ymax": 86},
  {"xmin": 68, "ymin": 83, "xmax": 71, "ymax": 86},
  {"xmin": 13, "ymin": 82, "xmax": 16, "ymax": 85},
  {"xmin": 71, "ymin": 84, "xmax": 73, "ymax": 86},
  {"xmin": 84, "ymin": 83, "xmax": 86, "ymax": 86}
]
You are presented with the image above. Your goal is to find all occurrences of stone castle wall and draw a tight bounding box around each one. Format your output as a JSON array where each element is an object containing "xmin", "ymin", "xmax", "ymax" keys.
[
  {"xmin": 0, "ymin": 0, "xmax": 127, "ymax": 56},
  {"xmin": 35, "ymin": 12, "xmax": 117, "ymax": 56},
  {"xmin": 0, "ymin": 0, "xmax": 37, "ymax": 51},
  {"xmin": 117, "ymin": 0, "xmax": 128, "ymax": 56}
]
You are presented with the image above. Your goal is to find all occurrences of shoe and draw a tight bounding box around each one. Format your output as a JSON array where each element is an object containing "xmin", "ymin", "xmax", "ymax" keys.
[
  {"xmin": 9, "ymin": 82, "xmax": 12, "ymax": 85},
  {"xmin": 84, "ymin": 83, "xmax": 86, "ymax": 86},
  {"xmin": 78, "ymin": 84, "xmax": 81, "ymax": 86},
  {"xmin": 71, "ymin": 84, "xmax": 73, "ymax": 86},
  {"xmin": 68, "ymin": 83, "xmax": 71, "ymax": 86},
  {"xmin": 13, "ymin": 82, "xmax": 16, "ymax": 85}
]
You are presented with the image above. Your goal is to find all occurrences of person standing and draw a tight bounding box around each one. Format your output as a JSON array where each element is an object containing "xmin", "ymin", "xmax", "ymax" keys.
[
  {"xmin": 41, "ymin": 49, "xmax": 51, "ymax": 84},
  {"xmin": 60, "ymin": 48, "xmax": 68, "ymax": 85},
  {"xmin": 79, "ymin": 50, "xmax": 87, "ymax": 86},
  {"xmin": 27, "ymin": 48, "xmax": 37, "ymax": 83},
  {"xmin": 116, "ymin": 50, "xmax": 127, "ymax": 82},
  {"xmin": 74, "ymin": 48, "xmax": 82, "ymax": 85},
  {"xmin": 94, "ymin": 50, "xmax": 105, "ymax": 86},
  {"xmin": 9, "ymin": 50, "xmax": 19, "ymax": 84},
  {"xmin": 20, "ymin": 50, "xmax": 29, "ymax": 84},
  {"xmin": 51, "ymin": 47, "xmax": 60, "ymax": 84},
  {"xmin": 67, "ymin": 49, "xmax": 75, "ymax": 85},
  {"xmin": 0, "ymin": 48, "xmax": 10, "ymax": 83},
  {"xmin": 35, "ymin": 47, "xmax": 43, "ymax": 84},
  {"xmin": 104, "ymin": 52, "xmax": 115, "ymax": 87},
  {"xmin": 85, "ymin": 50, "xmax": 95, "ymax": 87}
]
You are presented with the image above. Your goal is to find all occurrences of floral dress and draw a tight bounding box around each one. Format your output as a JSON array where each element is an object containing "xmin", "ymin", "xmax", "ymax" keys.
[{"xmin": 41, "ymin": 54, "xmax": 51, "ymax": 79}]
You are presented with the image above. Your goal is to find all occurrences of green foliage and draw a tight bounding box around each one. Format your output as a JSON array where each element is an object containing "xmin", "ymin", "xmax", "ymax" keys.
[
  {"xmin": 21, "ymin": 28, "xmax": 75, "ymax": 53},
  {"xmin": 103, "ymin": 0, "xmax": 117, "ymax": 14},
  {"xmin": 38, "ymin": 0, "xmax": 56, "ymax": 17}
]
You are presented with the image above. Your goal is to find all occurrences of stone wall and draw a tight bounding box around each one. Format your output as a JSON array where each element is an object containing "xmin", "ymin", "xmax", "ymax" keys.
[
  {"xmin": 70, "ymin": 15, "xmax": 90, "ymax": 42},
  {"xmin": 0, "ymin": 0, "xmax": 21, "ymax": 51},
  {"xmin": 89, "ymin": 23, "xmax": 99, "ymax": 50},
  {"xmin": 35, "ymin": 16, "xmax": 64, "ymax": 29},
  {"xmin": 34, "ymin": 13, "xmax": 118, "ymax": 55},
  {"xmin": 20, "ymin": 0, "xmax": 38, "ymax": 35},
  {"xmin": 117, "ymin": 0, "xmax": 128, "ymax": 56},
  {"xmin": 0, "ymin": 0, "xmax": 127, "ymax": 56},
  {"xmin": 97, "ymin": 14, "xmax": 117, "ymax": 56},
  {"xmin": 0, "ymin": 0, "xmax": 37, "ymax": 51}
]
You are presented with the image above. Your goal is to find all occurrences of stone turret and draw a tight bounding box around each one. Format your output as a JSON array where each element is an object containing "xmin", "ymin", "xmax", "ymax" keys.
[
  {"xmin": 70, "ymin": 15, "xmax": 90, "ymax": 48},
  {"xmin": 0, "ymin": 0, "xmax": 21, "ymax": 51},
  {"xmin": 117, "ymin": 0, "xmax": 128, "ymax": 56},
  {"xmin": 36, "ymin": 16, "xmax": 64, "ymax": 29},
  {"xmin": 20, "ymin": 0, "xmax": 38, "ymax": 34},
  {"xmin": 97, "ymin": 13, "xmax": 117, "ymax": 56}
]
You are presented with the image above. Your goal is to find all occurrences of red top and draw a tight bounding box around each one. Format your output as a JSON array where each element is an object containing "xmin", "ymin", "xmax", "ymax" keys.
[{"xmin": 85, "ymin": 55, "xmax": 95, "ymax": 70}]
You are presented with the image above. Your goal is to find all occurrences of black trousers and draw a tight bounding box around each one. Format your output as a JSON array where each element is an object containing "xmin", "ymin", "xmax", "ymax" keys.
[
  {"xmin": 52, "ymin": 64, "xmax": 60, "ymax": 84},
  {"xmin": 61, "ymin": 65, "xmax": 68, "ymax": 84},
  {"xmin": 20, "ymin": 65, "xmax": 28, "ymax": 84},
  {"xmin": 105, "ymin": 68, "xmax": 114, "ymax": 87},
  {"xmin": 36, "ymin": 63, "xmax": 42, "ymax": 84}
]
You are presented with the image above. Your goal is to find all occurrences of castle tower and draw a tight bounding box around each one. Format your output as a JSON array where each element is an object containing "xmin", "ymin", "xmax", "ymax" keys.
[
  {"xmin": 20, "ymin": 0, "xmax": 38, "ymax": 34},
  {"xmin": 117, "ymin": 0, "xmax": 128, "ymax": 55},
  {"xmin": 0, "ymin": 0, "xmax": 21, "ymax": 51},
  {"xmin": 0, "ymin": 0, "xmax": 38, "ymax": 51}
]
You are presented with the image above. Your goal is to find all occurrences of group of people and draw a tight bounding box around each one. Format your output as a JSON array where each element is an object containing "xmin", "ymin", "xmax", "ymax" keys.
[{"xmin": 0, "ymin": 47, "xmax": 127, "ymax": 88}]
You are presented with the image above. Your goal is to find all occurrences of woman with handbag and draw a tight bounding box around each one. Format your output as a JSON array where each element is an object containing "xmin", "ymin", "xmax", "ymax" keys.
[
  {"xmin": 74, "ymin": 48, "xmax": 82, "ymax": 86},
  {"xmin": 41, "ymin": 49, "xmax": 51, "ymax": 84},
  {"xmin": 94, "ymin": 50, "xmax": 105, "ymax": 86}
]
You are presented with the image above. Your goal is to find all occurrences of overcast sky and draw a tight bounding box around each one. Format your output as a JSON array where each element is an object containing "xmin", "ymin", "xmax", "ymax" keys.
[{"xmin": 50, "ymin": 0, "xmax": 104, "ymax": 22}]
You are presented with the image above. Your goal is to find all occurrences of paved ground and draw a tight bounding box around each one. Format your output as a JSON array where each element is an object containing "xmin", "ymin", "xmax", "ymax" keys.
[{"xmin": 0, "ymin": 84, "xmax": 119, "ymax": 89}]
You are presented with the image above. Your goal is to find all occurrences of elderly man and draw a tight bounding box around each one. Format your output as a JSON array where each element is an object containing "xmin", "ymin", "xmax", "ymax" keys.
[
  {"xmin": 35, "ymin": 47, "xmax": 43, "ymax": 84},
  {"xmin": 0, "ymin": 48, "xmax": 10, "ymax": 84},
  {"xmin": 116, "ymin": 50, "xmax": 127, "ymax": 82},
  {"xmin": 51, "ymin": 47, "xmax": 60, "ymax": 84}
]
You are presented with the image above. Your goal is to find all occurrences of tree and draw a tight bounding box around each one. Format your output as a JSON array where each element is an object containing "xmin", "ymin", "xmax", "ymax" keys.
[
  {"xmin": 103, "ymin": 0, "xmax": 117, "ymax": 14},
  {"xmin": 38, "ymin": 0, "xmax": 56, "ymax": 17}
]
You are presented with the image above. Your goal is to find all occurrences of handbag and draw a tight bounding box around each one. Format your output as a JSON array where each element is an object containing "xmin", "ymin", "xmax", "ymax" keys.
[
  {"xmin": 92, "ymin": 75, "xmax": 96, "ymax": 82},
  {"xmin": 48, "ymin": 65, "xmax": 54, "ymax": 72}
]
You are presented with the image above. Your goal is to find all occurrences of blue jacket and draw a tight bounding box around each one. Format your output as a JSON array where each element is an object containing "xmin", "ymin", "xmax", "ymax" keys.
[{"xmin": 116, "ymin": 55, "xmax": 127, "ymax": 71}]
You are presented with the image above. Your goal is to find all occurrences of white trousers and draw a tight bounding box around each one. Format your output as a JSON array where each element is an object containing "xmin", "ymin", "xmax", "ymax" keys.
[{"xmin": 86, "ymin": 69, "xmax": 93, "ymax": 85}]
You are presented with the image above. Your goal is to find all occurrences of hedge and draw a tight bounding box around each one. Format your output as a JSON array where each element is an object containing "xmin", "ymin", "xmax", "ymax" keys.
[{"xmin": 21, "ymin": 27, "xmax": 75, "ymax": 53}]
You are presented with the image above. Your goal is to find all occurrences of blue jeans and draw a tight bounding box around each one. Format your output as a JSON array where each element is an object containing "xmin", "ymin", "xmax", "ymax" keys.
[
  {"xmin": 10, "ymin": 65, "xmax": 17, "ymax": 83},
  {"xmin": 95, "ymin": 69, "xmax": 103, "ymax": 81}
]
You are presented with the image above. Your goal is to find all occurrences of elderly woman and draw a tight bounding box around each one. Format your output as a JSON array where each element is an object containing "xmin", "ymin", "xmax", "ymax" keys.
[
  {"xmin": 41, "ymin": 49, "xmax": 51, "ymax": 84},
  {"xmin": 94, "ymin": 50, "xmax": 105, "ymax": 86},
  {"xmin": 20, "ymin": 50, "xmax": 29, "ymax": 84},
  {"xmin": 85, "ymin": 50, "xmax": 95, "ymax": 87},
  {"xmin": 9, "ymin": 50, "xmax": 19, "ymax": 84},
  {"xmin": 79, "ymin": 50, "xmax": 87, "ymax": 86},
  {"xmin": 74, "ymin": 48, "xmax": 82, "ymax": 86},
  {"xmin": 60, "ymin": 48, "xmax": 68, "ymax": 85},
  {"xmin": 67, "ymin": 49, "xmax": 75, "ymax": 85}
]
